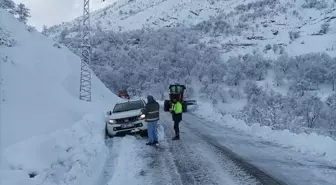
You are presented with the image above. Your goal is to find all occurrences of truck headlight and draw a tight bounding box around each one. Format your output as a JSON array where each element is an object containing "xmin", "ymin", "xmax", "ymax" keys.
[
  {"xmin": 108, "ymin": 119, "xmax": 117, "ymax": 124},
  {"xmin": 140, "ymin": 114, "xmax": 145, "ymax": 119}
]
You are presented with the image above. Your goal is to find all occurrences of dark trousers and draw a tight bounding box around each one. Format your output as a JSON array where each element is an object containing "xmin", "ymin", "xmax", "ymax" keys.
[{"xmin": 173, "ymin": 120, "xmax": 180, "ymax": 136}]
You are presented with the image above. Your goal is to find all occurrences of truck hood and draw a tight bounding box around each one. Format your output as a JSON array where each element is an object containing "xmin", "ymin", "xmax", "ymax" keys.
[{"xmin": 109, "ymin": 109, "xmax": 142, "ymax": 120}]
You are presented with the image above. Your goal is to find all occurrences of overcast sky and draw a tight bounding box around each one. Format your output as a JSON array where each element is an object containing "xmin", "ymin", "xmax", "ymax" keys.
[{"xmin": 13, "ymin": 0, "xmax": 116, "ymax": 30}]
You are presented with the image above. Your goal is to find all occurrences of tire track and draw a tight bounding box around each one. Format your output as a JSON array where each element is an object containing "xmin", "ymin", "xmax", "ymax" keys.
[
  {"xmin": 97, "ymin": 138, "xmax": 121, "ymax": 185},
  {"xmin": 99, "ymin": 134, "xmax": 182, "ymax": 185},
  {"xmin": 161, "ymin": 114, "xmax": 258, "ymax": 185},
  {"xmin": 182, "ymin": 114, "xmax": 291, "ymax": 185}
]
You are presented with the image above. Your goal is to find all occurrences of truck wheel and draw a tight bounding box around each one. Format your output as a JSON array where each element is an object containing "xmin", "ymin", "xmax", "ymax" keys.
[
  {"xmin": 164, "ymin": 100, "xmax": 170, "ymax": 112},
  {"xmin": 182, "ymin": 101, "xmax": 188, "ymax": 112},
  {"xmin": 105, "ymin": 128, "xmax": 112, "ymax": 139}
]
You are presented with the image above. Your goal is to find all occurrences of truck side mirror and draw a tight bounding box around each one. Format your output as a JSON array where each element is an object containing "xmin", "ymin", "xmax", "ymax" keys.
[{"xmin": 106, "ymin": 111, "xmax": 112, "ymax": 115}]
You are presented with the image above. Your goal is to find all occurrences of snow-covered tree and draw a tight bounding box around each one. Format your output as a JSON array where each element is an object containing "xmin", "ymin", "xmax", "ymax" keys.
[
  {"xmin": 326, "ymin": 93, "xmax": 336, "ymax": 109},
  {"xmin": 15, "ymin": 3, "xmax": 30, "ymax": 24},
  {"xmin": 296, "ymin": 95, "xmax": 324, "ymax": 128},
  {"xmin": 302, "ymin": 0, "xmax": 328, "ymax": 10},
  {"xmin": 41, "ymin": 25, "xmax": 48, "ymax": 35},
  {"xmin": 326, "ymin": 62, "xmax": 336, "ymax": 91},
  {"xmin": 243, "ymin": 81, "xmax": 263, "ymax": 101},
  {"xmin": 52, "ymin": 13, "xmax": 336, "ymax": 138},
  {"xmin": 224, "ymin": 57, "xmax": 245, "ymax": 86},
  {"xmin": 0, "ymin": 0, "xmax": 15, "ymax": 13}
]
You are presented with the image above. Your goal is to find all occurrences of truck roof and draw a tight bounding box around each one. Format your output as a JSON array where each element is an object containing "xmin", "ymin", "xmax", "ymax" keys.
[{"xmin": 116, "ymin": 98, "xmax": 144, "ymax": 104}]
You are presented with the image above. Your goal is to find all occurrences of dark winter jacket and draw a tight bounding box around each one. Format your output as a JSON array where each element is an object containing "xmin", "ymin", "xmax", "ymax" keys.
[{"xmin": 143, "ymin": 95, "xmax": 160, "ymax": 122}]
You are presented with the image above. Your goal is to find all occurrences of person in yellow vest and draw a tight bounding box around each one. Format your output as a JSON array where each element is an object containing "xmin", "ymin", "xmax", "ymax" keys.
[{"xmin": 170, "ymin": 98, "xmax": 183, "ymax": 140}]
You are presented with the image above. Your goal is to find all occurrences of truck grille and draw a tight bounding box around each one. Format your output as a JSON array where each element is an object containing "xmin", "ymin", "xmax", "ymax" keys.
[{"xmin": 116, "ymin": 116, "xmax": 139, "ymax": 123}]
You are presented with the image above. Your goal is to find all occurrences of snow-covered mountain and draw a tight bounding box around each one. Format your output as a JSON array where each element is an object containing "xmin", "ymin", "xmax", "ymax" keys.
[
  {"xmin": 44, "ymin": 0, "xmax": 336, "ymax": 140},
  {"xmin": 45, "ymin": 0, "xmax": 234, "ymax": 35},
  {"xmin": 46, "ymin": 0, "xmax": 336, "ymax": 58},
  {"xmin": 0, "ymin": 8, "xmax": 119, "ymax": 185}
]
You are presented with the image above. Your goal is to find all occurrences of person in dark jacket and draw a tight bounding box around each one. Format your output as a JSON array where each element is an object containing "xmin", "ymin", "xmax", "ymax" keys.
[
  {"xmin": 143, "ymin": 95, "xmax": 160, "ymax": 145},
  {"xmin": 170, "ymin": 98, "xmax": 183, "ymax": 140}
]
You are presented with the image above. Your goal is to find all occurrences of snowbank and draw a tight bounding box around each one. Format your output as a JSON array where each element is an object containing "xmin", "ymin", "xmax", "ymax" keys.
[
  {"xmin": 1, "ymin": 113, "xmax": 108, "ymax": 185},
  {"xmin": 193, "ymin": 101, "xmax": 336, "ymax": 162},
  {"xmin": 0, "ymin": 9, "xmax": 120, "ymax": 185},
  {"xmin": 0, "ymin": 8, "xmax": 118, "ymax": 148}
]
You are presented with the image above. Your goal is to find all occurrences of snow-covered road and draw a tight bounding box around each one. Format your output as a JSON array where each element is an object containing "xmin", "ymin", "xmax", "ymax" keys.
[
  {"xmin": 98, "ymin": 110, "xmax": 299, "ymax": 185},
  {"xmin": 182, "ymin": 113, "xmax": 336, "ymax": 185}
]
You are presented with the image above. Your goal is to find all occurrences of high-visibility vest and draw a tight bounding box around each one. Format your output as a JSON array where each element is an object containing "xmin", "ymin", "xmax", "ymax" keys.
[{"xmin": 172, "ymin": 102, "xmax": 182, "ymax": 114}]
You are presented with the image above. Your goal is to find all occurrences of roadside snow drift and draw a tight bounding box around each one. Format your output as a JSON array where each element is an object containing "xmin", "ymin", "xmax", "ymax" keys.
[
  {"xmin": 194, "ymin": 101, "xmax": 336, "ymax": 162},
  {"xmin": 0, "ymin": 9, "xmax": 119, "ymax": 185}
]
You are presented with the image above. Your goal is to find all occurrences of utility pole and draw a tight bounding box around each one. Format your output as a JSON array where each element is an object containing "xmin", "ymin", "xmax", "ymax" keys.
[{"xmin": 79, "ymin": 0, "xmax": 92, "ymax": 101}]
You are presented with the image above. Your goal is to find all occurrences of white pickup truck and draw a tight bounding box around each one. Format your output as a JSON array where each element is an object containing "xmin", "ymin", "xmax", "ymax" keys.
[{"xmin": 105, "ymin": 99, "xmax": 148, "ymax": 138}]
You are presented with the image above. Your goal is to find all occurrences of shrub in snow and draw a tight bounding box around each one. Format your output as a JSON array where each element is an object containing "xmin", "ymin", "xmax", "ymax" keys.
[
  {"xmin": 41, "ymin": 25, "xmax": 48, "ymax": 35},
  {"xmin": 234, "ymin": 22, "xmax": 250, "ymax": 35},
  {"xmin": 292, "ymin": 10, "xmax": 299, "ymax": 17},
  {"xmin": 289, "ymin": 79, "xmax": 317, "ymax": 96},
  {"xmin": 234, "ymin": 0, "xmax": 279, "ymax": 12},
  {"xmin": 228, "ymin": 88, "xmax": 243, "ymax": 99},
  {"xmin": 289, "ymin": 30, "xmax": 300, "ymax": 41},
  {"xmin": 0, "ymin": 27, "xmax": 16, "ymax": 47},
  {"xmin": 272, "ymin": 44, "xmax": 278, "ymax": 53},
  {"xmin": 319, "ymin": 22, "xmax": 330, "ymax": 34},
  {"xmin": 239, "ymin": 10, "xmax": 275, "ymax": 21},
  {"xmin": 274, "ymin": 54, "xmax": 291, "ymax": 70},
  {"xmin": 271, "ymin": 29, "xmax": 279, "ymax": 35},
  {"xmin": 296, "ymin": 95, "xmax": 324, "ymax": 128},
  {"xmin": 274, "ymin": 52, "xmax": 334, "ymax": 91},
  {"xmin": 242, "ymin": 88, "xmax": 333, "ymax": 134},
  {"xmin": 242, "ymin": 89, "xmax": 285, "ymax": 127},
  {"xmin": 53, "ymin": 43, "xmax": 62, "ymax": 49},
  {"xmin": 223, "ymin": 57, "xmax": 245, "ymax": 86},
  {"xmin": 302, "ymin": 0, "xmax": 328, "ymax": 9},
  {"xmin": 26, "ymin": 25, "xmax": 36, "ymax": 32},
  {"xmin": 264, "ymin": 44, "xmax": 272, "ymax": 52},
  {"xmin": 274, "ymin": 70, "xmax": 285, "ymax": 87},
  {"xmin": 194, "ymin": 14, "xmax": 250, "ymax": 36},
  {"xmin": 240, "ymin": 54, "xmax": 270, "ymax": 81},
  {"xmin": 201, "ymin": 84, "xmax": 229, "ymax": 103},
  {"xmin": 326, "ymin": 93, "xmax": 336, "ymax": 109},
  {"xmin": 243, "ymin": 81, "xmax": 263, "ymax": 101},
  {"xmin": 279, "ymin": 45, "xmax": 285, "ymax": 54}
]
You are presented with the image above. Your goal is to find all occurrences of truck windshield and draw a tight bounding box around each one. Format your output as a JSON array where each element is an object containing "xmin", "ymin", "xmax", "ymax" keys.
[
  {"xmin": 170, "ymin": 85, "xmax": 183, "ymax": 93},
  {"xmin": 113, "ymin": 100, "xmax": 144, "ymax": 113}
]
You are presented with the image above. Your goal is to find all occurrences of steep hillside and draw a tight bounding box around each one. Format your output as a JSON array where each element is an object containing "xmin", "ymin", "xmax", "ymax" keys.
[
  {"xmin": 45, "ymin": 0, "xmax": 237, "ymax": 35},
  {"xmin": 0, "ymin": 8, "xmax": 119, "ymax": 185},
  {"xmin": 46, "ymin": 0, "xmax": 336, "ymax": 58},
  {"xmin": 45, "ymin": 0, "xmax": 336, "ymax": 139}
]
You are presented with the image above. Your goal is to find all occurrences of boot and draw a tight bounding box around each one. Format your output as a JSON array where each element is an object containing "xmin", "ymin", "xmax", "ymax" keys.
[
  {"xmin": 146, "ymin": 141, "xmax": 154, "ymax": 145},
  {"xmin": 172, "ymin": 134, "xmax": 180, "ymax": 140}
]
